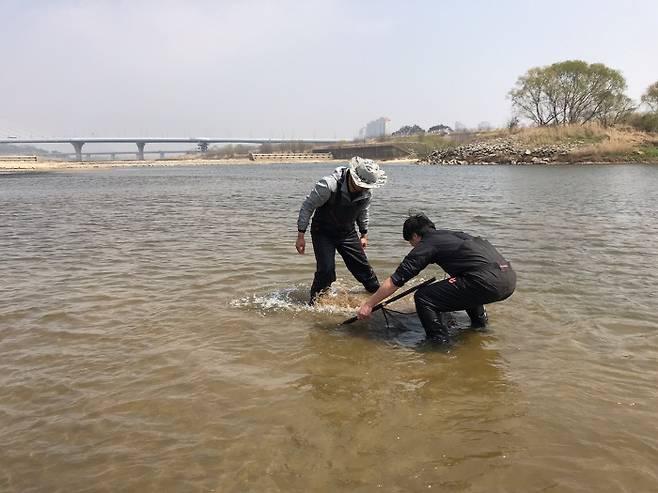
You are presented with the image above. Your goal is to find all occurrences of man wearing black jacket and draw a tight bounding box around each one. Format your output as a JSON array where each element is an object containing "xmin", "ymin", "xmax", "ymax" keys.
[{"xmin": 357, "ymin": 214, "xmax": 516, "ymax": 343}]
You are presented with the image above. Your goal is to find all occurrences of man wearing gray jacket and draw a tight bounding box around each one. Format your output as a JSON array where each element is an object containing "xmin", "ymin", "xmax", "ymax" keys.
[{"xmin": 296, "ymin": 157, "xmax": 387, "ymax": 303}]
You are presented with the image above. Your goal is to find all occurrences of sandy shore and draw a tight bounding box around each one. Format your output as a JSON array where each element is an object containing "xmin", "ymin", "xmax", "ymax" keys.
[
  {"xmin": 0, "ymin": 158, "xmax": 326, "ymax": 171},
  {"xmin": 0, "ymin": 157, "xmax": 418, "ymax": 171},
  {"xmin": 3, "ymin": 157, "xmax": 656, "ymax": 172}
]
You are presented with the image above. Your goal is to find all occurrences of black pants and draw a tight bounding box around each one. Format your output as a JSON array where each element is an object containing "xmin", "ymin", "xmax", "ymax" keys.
[
  {"xmin": 414, "ymin": 266, "xmax": 516, "ymax": 342},
  {"xmin": 310, "ymin": 229, "xmax": 379, "ymax": 302}
]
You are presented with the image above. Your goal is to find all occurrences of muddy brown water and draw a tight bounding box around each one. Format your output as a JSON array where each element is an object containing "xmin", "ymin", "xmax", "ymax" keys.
[{"xmin": 1, "ymin": 163, "xmax": 657, "ymax": 492}]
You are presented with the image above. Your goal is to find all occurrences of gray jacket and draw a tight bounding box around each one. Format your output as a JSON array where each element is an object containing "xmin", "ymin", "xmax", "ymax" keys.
[{"xmin": 297, "ymin": 166, "xmax": 372, "ymax": 234}]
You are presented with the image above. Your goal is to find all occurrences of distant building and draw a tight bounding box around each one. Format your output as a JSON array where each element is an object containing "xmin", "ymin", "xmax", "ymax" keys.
[{"xmin": 358, "ymin": 117, "xmax": 390, "ymax": 139}]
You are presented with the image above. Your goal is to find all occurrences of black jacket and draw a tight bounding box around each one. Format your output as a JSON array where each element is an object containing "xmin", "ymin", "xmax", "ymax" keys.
[{"xmin": 391, "ymin": 230, "xmax": 510, "ymax": 287}]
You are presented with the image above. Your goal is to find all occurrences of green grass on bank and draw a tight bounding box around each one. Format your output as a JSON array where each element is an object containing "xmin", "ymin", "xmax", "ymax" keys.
[
  {"xmin": 640, "ymin": 146, "xmax": 658, "ymax": 158},
  {"xmin": 384, "ymin": 125, "xmax": 615, "ymax": 158},
  {"xmin": 377, "ymin": 125, "xmax": 658, "ymax": 162}
]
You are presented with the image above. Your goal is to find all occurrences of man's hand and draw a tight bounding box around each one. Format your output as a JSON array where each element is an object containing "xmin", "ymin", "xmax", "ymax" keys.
[
  {"xmin": 295, "ymin": 233, "xmax": 306, "ymax": 254},
  {"xmin": 360, "ymin": 234, "xmax": 368, "ymax": 249},
  {"xmin": 355, "ymin": 278, "xmax": 399, "ymax": 322},
  {"xmin": 357, "ymin": 302, "xmax": 373, "ymax": 320}
]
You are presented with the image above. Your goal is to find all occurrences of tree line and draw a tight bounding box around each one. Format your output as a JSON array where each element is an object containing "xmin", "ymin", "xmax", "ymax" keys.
[{"xmin": 510, "ymin": 60, "xmax": 658, "ymax": 131}]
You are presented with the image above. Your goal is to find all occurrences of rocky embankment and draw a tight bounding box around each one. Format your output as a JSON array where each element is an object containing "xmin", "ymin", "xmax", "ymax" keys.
[{"xmin": 421, "ymin": 138, "xmax": 580, "ymax": 165}]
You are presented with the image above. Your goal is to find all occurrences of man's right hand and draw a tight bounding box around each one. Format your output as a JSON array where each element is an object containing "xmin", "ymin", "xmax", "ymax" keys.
[
  {"xmin": 357, "ymin": 302, "xmax": 373, "ymax": 320},
  {"xmin": 295, "ymin": 233, "xmax": 306, "ymax": 254}
]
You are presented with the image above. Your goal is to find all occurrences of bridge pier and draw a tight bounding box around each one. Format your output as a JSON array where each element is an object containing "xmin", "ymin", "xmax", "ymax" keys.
[
  {"xmin": 111, "ymin": 153, "xmax": 116, "ymax": 160},
  {"xmin": 160, "ymin": 151, "xmax": 165, "ymax": 159},
  {"xmin": 71, "ymin": 141, "xmax": 85, "ymax": 162},
  {"xmin": 136, "ymin": 142, "xmax": 145, "ymax": 160}
]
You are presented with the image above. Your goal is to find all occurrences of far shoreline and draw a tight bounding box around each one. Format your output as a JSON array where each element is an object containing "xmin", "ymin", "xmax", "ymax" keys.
[
  {"xmin": 1, "ymin": 156, "xmax": 656, "ymax": 172},
  {"xmin": 0, "ymin": 157, "xmax": 418, "ymax": 172}
]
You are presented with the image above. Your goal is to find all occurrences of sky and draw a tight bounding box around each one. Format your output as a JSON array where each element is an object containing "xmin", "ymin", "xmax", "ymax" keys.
[{"xmin": 1, "ymin": 0, "xmax": 657, "ymax": 144}]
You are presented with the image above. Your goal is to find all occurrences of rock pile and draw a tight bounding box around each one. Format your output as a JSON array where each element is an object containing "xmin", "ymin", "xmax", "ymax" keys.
[{"xmin": 421, "ymin": 138, "xmax": 579, "ymax": 165}]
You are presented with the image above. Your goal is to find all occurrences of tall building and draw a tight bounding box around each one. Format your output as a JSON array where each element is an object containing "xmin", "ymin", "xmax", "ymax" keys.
[{"xmin": 358, "ymin": 117, "xmax": 390, "ymax": 139}]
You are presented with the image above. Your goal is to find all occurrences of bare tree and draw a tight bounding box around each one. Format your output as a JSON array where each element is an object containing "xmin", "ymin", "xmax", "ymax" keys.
[
  {"xmin": 509, "ymin": 60, "xmax": 633, "ymax": 126},
  {"xmin": 641, "ymin": 81, "xmax": 658, "ymax": 112}
]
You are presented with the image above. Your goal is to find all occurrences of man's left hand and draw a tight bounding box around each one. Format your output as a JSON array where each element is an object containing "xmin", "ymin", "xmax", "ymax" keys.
[{"xmin": 360, "ymin": 235, "xmax": 368, "ymax": 249}]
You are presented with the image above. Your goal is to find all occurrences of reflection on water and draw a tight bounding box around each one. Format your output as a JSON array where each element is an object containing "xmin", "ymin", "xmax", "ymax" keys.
[{"xmin": 1, "ymin": 163, "xmax": 657, "ymax": 492}]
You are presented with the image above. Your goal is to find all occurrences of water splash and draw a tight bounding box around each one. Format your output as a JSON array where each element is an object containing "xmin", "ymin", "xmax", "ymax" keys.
[{"xmin": 230, "ymin": 280, "xmax": 372, "ymax": 315}]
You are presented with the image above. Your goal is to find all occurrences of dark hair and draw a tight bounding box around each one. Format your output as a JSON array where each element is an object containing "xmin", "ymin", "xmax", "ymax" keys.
[{"xmin": 402, "ymin": 213, "xmax": 436, "ymax": 241}]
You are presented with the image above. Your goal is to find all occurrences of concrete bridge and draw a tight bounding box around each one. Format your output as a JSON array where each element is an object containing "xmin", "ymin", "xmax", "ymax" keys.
[
  {"xmin": 53, "ymin": 149, "xmax": 194, "ymax": 160},
  {"xmin": 0, "ymin": 137, "xmax": 343, "ymax": 162}
]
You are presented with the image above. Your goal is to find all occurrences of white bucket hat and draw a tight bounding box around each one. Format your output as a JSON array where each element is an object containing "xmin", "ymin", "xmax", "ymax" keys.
[{"xmin": 348, "ymin": 156, "xmax": 387, "ymax": 189}]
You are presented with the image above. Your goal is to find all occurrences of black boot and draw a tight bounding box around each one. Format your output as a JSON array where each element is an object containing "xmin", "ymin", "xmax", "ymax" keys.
[
  {"xmin": 426, "ymin": 324, "xmax": 450, "ymax": 344},
  {"xmin": 467, "ymin": 306, "xmax": 488, "ymax": 330},
  {"xmin": 416, "ymin": 305, "xmax": 453, "ymax": 344},
  {"xmin": 428, "ymin": 312, "xmax": 458, "ymax": 344},
  {"xmin": 414, "ymin": 290, "xmax": 460, "ymax": 344},
  {"xmin": 309, "ymin": 271, "xmax": 335, "ymax": 305}
]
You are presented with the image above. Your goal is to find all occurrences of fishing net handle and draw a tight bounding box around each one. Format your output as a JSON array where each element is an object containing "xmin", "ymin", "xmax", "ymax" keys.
[{"xmin": 341, "ymin": 276, "xmax": 437, "ymax": 325}]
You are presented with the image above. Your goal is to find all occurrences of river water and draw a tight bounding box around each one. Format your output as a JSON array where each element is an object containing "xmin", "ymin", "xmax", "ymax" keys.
[{"xmin": 1, "ymin": 162, "xmax": 657, "ymax": 492}]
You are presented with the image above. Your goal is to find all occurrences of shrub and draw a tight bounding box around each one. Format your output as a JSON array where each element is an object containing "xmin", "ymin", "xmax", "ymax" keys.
[{"xmin": 625, "ymin": 112, "xmax": 658, "ymax": 133}]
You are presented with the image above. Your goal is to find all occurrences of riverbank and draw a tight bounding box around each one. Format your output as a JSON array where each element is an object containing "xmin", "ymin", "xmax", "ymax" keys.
[
  {"xmin": 0, "ymin": 157, "xmax": 336, "ymax": 171},
  {"xmin": 1, "ymin": 156, "xmax": 654, "ymax": 172},
  {"xmin": 0, "ymin": 156, "xmax": 420, "ymax": 172},
  {"xmin": 403, "ymin": 125, "xmax": 658, "ymax": 165},
  {"xmin": 2, "ymin": 124, "xmax": 658, "ymax": 170}
]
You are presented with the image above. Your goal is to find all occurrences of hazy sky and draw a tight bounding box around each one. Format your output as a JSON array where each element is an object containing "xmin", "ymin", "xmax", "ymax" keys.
[{"xmin": 2, "ymin": 0, "xmax": 657, "ymax": 140}]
